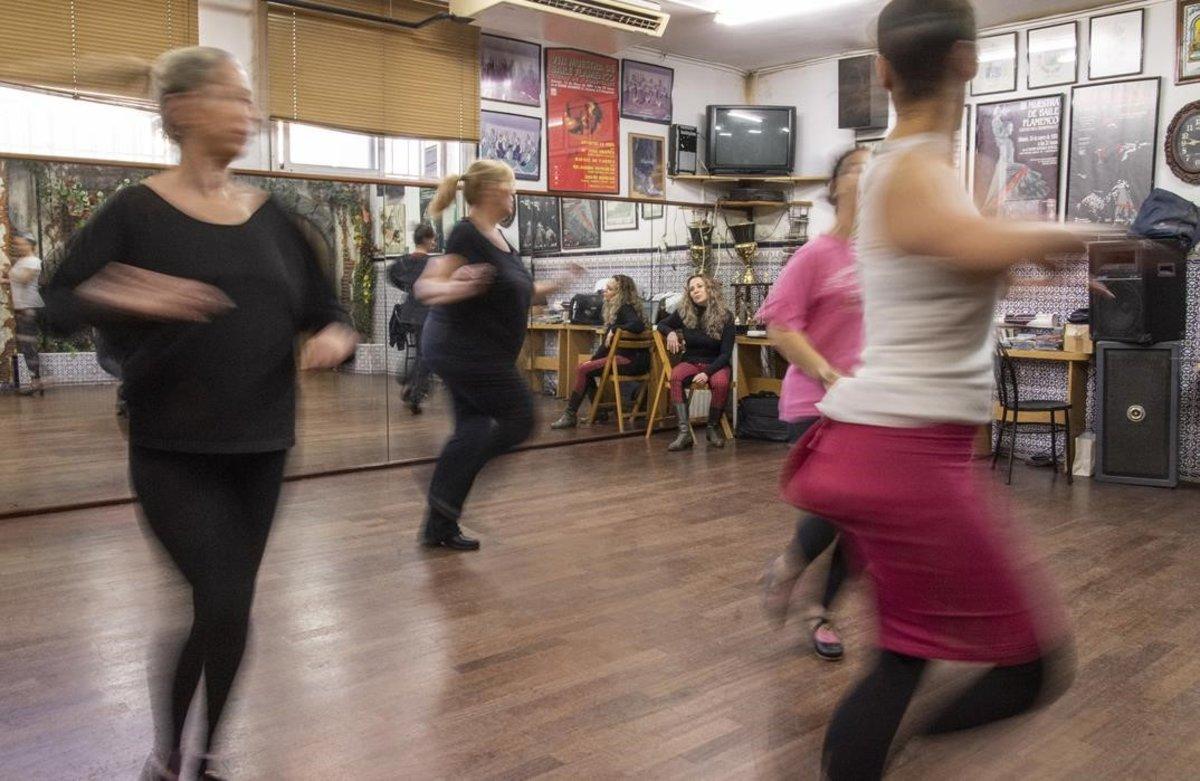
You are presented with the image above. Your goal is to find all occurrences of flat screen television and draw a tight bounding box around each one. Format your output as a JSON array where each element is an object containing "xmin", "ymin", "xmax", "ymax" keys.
[{"xmin": 705, "ymin": 105, "xmax": 796, "ymax": 175}]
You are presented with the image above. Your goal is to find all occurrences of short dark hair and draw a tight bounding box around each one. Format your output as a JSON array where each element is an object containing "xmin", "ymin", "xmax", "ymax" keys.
[
  {"xmin": 413, "ymin": 222, "xmax": 436, "ymax": 247},
  {"xmin": 878, "ymin": 0, "xmax": 976, "ymax": 101},
  {"xmin": 828, "ymin": 147, "xmax": 867, "ymax": 206}
]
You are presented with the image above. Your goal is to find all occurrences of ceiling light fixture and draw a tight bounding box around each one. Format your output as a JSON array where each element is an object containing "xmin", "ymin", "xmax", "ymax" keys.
[{"xmin": 713, "ymin": 0, "xmax": 864, "ymax": 26}]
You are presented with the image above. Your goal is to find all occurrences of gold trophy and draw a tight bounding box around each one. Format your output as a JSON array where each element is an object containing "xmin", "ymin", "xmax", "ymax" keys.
[
  {"xmin": 729, "ymin": 221, "xmax": 759, "ymax": 284},
  {"xmin": 687, "ymin": 212, "xmax": 715, "ymax": 276}
]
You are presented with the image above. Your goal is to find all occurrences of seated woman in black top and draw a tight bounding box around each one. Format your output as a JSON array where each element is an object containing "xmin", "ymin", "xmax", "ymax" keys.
[
  {"xmin": 550, "ymin": 273, "xmax": 649, "ymax": 429},
  {"xmin": 41, "ymin": 47, "xmax": 357, "ymax": 780},
  {"xmin": 387, "ymin": 221, "xmax": 437, "ymax": 413},
  {"xmin": 656, "ymin": 274, "xmax": 736, "ymax": 451},
  {"xmin": 416, "ymin": 159, "xmax": 581, "ymax": 551}
]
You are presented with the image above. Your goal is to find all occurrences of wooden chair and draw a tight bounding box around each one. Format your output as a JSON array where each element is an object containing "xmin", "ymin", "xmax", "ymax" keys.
[
  {"xmin": 645, "ymin": 330, "xmax": 735, "ymax": 440},
  {"xmin": 992, "ymin": 344, "xmax": 1074, "ymax": 485},
  {"xmin": 586, "ymin": 329, "xmax": 655, "ymax": 433}
]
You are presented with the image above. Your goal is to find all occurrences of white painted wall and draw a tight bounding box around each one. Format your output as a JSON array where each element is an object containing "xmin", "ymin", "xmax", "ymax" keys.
[
  {"xmin": 199, "ymin": 0, "xmax": 270, "ymax": 169},
  {"xmin": 753, "ymin": 0, "xmax": 1200, "ymax": 238}
]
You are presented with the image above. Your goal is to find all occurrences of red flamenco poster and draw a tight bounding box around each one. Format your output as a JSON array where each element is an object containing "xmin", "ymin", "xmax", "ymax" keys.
[{"xmin": 545, "ymin": 48, "xmax": 620, "ymax": 194}]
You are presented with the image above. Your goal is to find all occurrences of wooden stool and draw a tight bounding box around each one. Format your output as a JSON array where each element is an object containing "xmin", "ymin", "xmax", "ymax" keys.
[
  {"xmin": 645, "ymin": 330, "xmax": 734, "ymax": 440},
  {"xmin": 586, "ymin": 330, "xmax": 655, "ymax": 433}
]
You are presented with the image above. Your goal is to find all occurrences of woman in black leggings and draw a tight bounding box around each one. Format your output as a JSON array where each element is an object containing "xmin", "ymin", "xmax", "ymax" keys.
[
  {"xmin": 43, "ymin": 47, "xmax": 356, "ymax": 780},
  {"xmin": 416, "ymin": 159, "xmax": 580, "ymax": 551}
]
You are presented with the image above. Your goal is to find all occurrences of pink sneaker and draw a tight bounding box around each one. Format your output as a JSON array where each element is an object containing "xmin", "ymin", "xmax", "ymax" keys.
[{"xmin": 810, "ymin": 617, "xmax": 844, "ymax": 661}]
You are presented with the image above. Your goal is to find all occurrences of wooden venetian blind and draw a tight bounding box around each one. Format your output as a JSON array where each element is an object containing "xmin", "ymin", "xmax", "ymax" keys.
[
  {"xmin": 266, "ymin": 0, "xmax": 481, "ymax": 141},
  {"xmin": 0, "ymin": 0, "xmax": 198, "ymax": 99}
]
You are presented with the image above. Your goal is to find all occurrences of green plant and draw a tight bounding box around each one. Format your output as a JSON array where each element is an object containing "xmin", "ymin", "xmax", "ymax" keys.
[{"xmin": 349, "ymin": 207, "xmax": 377, "ymax": 338}]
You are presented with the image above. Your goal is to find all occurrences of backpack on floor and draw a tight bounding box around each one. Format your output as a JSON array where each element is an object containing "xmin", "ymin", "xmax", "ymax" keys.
[{"xmin": 736, "ymin": 392, "xmax": 790, "ymax": 442}]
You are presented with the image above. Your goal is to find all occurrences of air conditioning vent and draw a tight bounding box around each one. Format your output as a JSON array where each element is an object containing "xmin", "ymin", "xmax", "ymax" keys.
[{"xmin": 451, "ymin": 0, "xmax": 669, "ymax": 38}]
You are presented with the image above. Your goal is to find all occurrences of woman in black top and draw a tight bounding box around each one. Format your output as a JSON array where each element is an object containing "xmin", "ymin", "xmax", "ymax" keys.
[
  {"xmin": 387, "ymin": 222, "xmax": 437, "ymax": 413},
  {"xmin": 550, "ymin": 273, "xmax": 648, "ymax": 429},
  {"xmin": 656, "ymin": 274, "xmax": 736, "ymax": 451},
  {"xmin": 42, "ymin": 47, "xmax": 357, "ymax": 780},
  {"xmin": 415, "ymin": 159, "xmax": 580, "ymax": 551}
]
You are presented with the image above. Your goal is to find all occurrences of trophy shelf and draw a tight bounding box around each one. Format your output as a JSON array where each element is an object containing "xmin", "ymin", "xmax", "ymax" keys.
[
  {"xmin": 670, "ymin": 174, "xmax": 830, "ymax": 184},
  {"xmin": 718, "ymin": 200, "xmax": 813, "ymax": 209}
]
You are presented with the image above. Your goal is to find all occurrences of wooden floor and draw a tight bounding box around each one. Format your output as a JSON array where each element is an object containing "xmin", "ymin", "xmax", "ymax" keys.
[
  {"xmin": 1, "ymin": 373, "xmax": 626, "ymax": 514},
  {"xmin": 2, "ymin": 437, "xmax": 1199, "ymax": 779}
]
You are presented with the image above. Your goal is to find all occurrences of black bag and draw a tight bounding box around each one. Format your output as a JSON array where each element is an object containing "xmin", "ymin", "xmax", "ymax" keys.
[
  {"xmin": 1130, "ymin": 188, "xmax": 1200, "ymax": 252},
  {"xmin": 569, "ymin": 293, "xmax": 604, "ymax": 325},
  {"xmin": 736, "ymin": 392, "xmax": 791, "ymax": 442},
  {"xmin": 388, "ymin": 304, "xmax": 411, "ymax": 348}
]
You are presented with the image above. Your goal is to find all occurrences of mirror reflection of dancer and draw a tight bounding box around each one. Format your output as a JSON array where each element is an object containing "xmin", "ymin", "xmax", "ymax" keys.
[
  {"xmin": 656, "ymin": 275, "xmax": 735, "ymax": 451},
  {"xmin": 550, "ymin": 274, "xmax": 649, "ymax": 429},
  {"xmin": 782, "ymin": 3, "xmax": 1083, "ymax": 777},
  {"xmin": 415, "ymin": 160, "xmax": 582, "ymax": 550},
  {"xmin": 2, "ymin": 231, "xmax": 45, "ymax": 395},
  {"xmin": 757, "ymin": 147, "xmax": 870, "ymax": 662},
  {"xmin": 42, "ymin": 47, "xmax": 358, "ymax": 780},
  {"xmin": 388, "ymin": 222, "xmax": 437, "ymax": 414}
]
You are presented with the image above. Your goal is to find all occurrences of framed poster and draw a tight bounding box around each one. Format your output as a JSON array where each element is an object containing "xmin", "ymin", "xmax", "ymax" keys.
[
  {"xmin": 641, "ymin": 202, "xmax": 664, "ymax": 220},
  {"xmin": 1177, "ymin": 1, "xmax": 1200, "ymax": 84},
  {"xmin": 418, "ymin": 188, "xmax": 444, "ymax": 251},
  {"xmin": 480, "ymin": 35, "xmax": 541, "ymax": 107},
  {"xmin": 517, "ymin": 194, "xmax": 561, "ymax": 255},
  {"xmin": 479, "ymin": 110, "xmax": 542, "ymax": 182},
  {"xmin": 1089, "ymin": 9, "xmax": 1144, "ymax": 80},
  {"xmin": 628, "ymin": 133, "xmax": 666, "ymax": 199},
  {"xmin": 1067, "ymin": 78, "xmax": 1160, "ymax": 226},
  {"xmin": 1027, "ymin": 22, "xmax": 1078, "ymax": 89},
  {"xmin": 621, "ymin": 59, "xmax": 674, "ymax": 124},
  {"xmin": 545, "ymin": 48, "xmax": 621, "ymax": 194},
  {"xmin": 974, "ymin": 95, "xmax": 1064, "ymax": 220},
  {"xmin": 559, "ymin": 197, "xmax": 601, "ymax": 249},
  {"xmin": 972, "ymin": 33, "xmax": 1018, "ymax": 96},
  {"xmin": 602, "ymin": 200, "xmax": 638, "ymax": 232}
]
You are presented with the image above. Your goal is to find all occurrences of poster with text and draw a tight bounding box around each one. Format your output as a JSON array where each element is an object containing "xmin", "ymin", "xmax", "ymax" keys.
[
  {"xmin": 974, "ymin": 95, "xmax": 1063, "ymax": 220},
  {"xmin": 1066, "ymin": 78, "xmax": 1160, "ymax": 225},
  {"xmin": 545, "ymin": 48, "xmax": 620, "ymax": 194}
]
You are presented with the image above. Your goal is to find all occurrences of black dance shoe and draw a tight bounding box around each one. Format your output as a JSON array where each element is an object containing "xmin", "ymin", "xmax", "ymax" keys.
[{"xmin": 421, "ymin": 532, "xmax": 481, "ymax": 551}]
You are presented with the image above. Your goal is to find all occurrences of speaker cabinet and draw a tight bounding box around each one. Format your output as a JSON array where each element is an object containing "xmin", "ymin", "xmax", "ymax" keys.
[
  {"xmin": 1089, "ymin": 240, "xmax": 1186, "ymax": 344},
  {"xmin": 1095, "ymin": 341, "xmax": 1180, "ymax": 487},
  {"xmin": 838, "ymin": 55, "xmax": 888, "ymax": 130},
  {"xmin": 669, "ymin": 124, "xmax": 698, "ymax": 176}
]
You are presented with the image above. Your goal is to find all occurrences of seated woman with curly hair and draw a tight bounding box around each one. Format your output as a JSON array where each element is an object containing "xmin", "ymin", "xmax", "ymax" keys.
[
  {"xmin": 655, "ymin": 274, "xmax": 735, "ymax": 451},
  {"xmin": 551, "ymin": 274, "xmax": 648, "ymax": 428}
]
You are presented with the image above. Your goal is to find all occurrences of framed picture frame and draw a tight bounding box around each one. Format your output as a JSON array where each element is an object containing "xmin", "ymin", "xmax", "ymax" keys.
[
  {"xmin": 1089, "ymin": 9, "xmax": 1145, "ymax": 81},
  {"xmin": 973, "ymin": 95, "xmax": 1064, "ymax": 220},
  {"xmin": 545, "ymin": 48, "xmax": 621, "ymax": 194},
  {"xmin": 478, "ymin": 110, "xmax": 542, "ymax": 182},
  {"xmin": 1027, "ymin": 22, "xmax": 1078, "ymax": 89},
  {"xmin": 972, "ymin": 33, "xmax": 1018, "ymax": 96},
  {"xmin": 621, "ymin": 59, "xmax": 674, "ymax": 124},
  {"xmin": 480, "ymin": 34, "xmax": 541, "ymax": 107},
  {"xmin": 1177, "ymin": 1, "xmax": 1200, "ymax": 84},
  {"xmin": 641, "ymin": 202, "xmax": 664, "ymax": 220},
  {"xmin": 559, "ymin": 197, "xmax": 602, "ymax": 250},
  {"xmin": 602, "ymin": 200, "xmax": 638, "ymax": 232},
  {"xmin": 628, "ymin": 133, "xmax": 666, "ymax": 200},
  {"xmin": 1066, "ymin": 77, "xmax": 1160, "ymax": 226},
  {"xmin": 517, "ymin": 194, "xmax": 561, "ymax": 255}
]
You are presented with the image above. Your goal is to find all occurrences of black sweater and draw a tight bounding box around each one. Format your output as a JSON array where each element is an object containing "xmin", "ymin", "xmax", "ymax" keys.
[
  {"xmin": 387, "ymin": 251, "xmax": 431, "ymax": 325},
  {"xmin": 43, "ymin": 185, "xmax": 348, "ymax": 453},
  {"xmin": 656, "ymin": 306, "xmax": 736, "ymax": 375},
  {"xmin": 592, "ymin": 302, "xmax": 649, "ymax": 374}
]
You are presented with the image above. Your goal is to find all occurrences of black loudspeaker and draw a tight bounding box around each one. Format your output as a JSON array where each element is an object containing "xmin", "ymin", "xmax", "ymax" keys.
[
  {"xmin": 1095, "ymin": 341, "xmax": 1180, "ymax": 487},
  {"xmin": 838, "ymin": 55, "xmax": 888, "ymax": 129},
  {"xmin": 1089, "ymin": 240, "xmax": 1186, "ymax": 344},
  {"xmin": 669, "ymin": 124, "xmax": 698, "ymax": 176}
]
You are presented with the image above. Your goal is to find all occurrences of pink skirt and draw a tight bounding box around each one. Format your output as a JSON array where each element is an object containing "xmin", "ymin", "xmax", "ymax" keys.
[{"xmin": 781, "ymin": 419, "xmax": 1064, "ymax": 665}]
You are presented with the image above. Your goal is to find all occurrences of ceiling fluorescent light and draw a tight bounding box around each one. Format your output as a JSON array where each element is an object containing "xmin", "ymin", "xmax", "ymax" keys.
[{"xmin": 714, "ymin": 0, "xmax": 863, "ymax": 26}]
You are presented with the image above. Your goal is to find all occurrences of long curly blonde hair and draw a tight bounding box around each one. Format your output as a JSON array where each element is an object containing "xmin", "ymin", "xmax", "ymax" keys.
[
  {"xmin": 678, "ymin": 274, "xmax": 731, "ymax": 339},
  {"xmin": 602, "ymin": 274, "xmax": 646, "ymax": 329}
]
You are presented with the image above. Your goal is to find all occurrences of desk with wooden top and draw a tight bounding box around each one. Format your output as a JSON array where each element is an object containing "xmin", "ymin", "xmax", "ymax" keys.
[
  {"xmin": 990, "ymin": 348, "xmax": 1092, "ymax": 460},
  {"xmin": 520, "ymin": 322, "xmax": 602, "ymax": 398}
]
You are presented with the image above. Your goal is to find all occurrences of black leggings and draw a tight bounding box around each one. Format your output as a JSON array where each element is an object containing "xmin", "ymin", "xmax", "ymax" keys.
[
  {"xmin": 15, "ymin": 310, "xmax": 41, "ymax": 380},
  {"xmin": 129, "ymin": 446, "xmax": 287, "ymax": 754},
  {"xmin": 824, "ymin": 650, "xmax": 1056, "ymax": 780},
  {"xmin": 787, "ymin": 418, "xmax": 848, "ymax": 612},
  {"xmin": 425, "ymin": 362, "xmax": 535, "ymax": 535}
]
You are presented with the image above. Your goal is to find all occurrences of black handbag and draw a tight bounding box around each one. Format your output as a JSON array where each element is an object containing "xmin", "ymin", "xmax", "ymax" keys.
[
  {"xmin": 736, "ymin": 392, "xmax": 791, "ymax": 442},
  {"xmin": 1130, "ymin": 188, "xmax": 1200, "ymax": 252},
  {"xmin": 569, "ymin": 293, "xmax": 604, "ymax": 325}
]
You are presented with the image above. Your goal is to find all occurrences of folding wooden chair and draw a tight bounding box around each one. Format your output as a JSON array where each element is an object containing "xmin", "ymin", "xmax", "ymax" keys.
[
  {"xmin": 645, "ymin": 330, "xmax": 734, "ymax": 440},
  {"xmin": 586, "ymin": 329, "xmax": 655, "ymax": 433}
]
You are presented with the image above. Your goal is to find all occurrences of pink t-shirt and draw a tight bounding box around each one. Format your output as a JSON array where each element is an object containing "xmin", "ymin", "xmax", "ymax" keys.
[{"xmin": 755, "ymin": 234, "xmax": 863, "ymax": 421}]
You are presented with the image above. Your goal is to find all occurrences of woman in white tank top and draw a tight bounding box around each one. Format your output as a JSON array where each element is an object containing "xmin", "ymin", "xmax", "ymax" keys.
[{"xmin": 781, "ymin": 2, "xmax": 1089, "ymax": 777}]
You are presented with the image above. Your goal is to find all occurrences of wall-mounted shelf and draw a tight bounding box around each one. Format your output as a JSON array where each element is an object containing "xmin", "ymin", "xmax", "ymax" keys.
[
  {"xmin": 718, "ymin": 200, "xmax": 812, "ymax": 209},
  {"xmin": 671, "ymin": 174, "xmax": 830, "ymax": 184}
]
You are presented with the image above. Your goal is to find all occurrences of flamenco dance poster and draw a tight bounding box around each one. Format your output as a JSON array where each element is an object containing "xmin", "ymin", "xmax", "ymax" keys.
[{"xmin": 545, "ymin": 48, "xmax": 620, "ymax": 194}]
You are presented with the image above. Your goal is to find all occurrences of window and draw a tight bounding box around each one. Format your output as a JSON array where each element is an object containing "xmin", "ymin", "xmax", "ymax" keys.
[
  {"xmin": 276, "ymin": 120, "xmax": 474, "ymax": 181},
  {"xmin": 0, "ymin": 84, "xmax": 176, "ymax": 164},
  {"xmin": 279, "ymin": 122, "xmax": 375, "ymax": 171}
]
